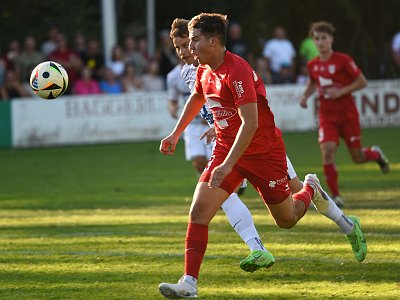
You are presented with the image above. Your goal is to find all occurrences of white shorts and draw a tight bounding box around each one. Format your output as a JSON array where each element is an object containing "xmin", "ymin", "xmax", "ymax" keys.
[
  {"xmin": 184, "ymin": 122, "xmax": 214, "ymax": 161},
  {"xmin": 286, "ymin": 155, "xmax": 297, "ymax": 180}
]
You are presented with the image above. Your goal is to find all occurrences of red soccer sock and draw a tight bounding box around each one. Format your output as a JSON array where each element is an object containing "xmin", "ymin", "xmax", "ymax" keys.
[
  {"xmin": 362, "ymin": 147, "xmax": 380, "ymax": 161},
  {"xmin": 184, "ymin": 222, "xmax": 208, "ymax": 279},
  {"xmin": 293, "ymin": 185, "xmax": 313, "ymax": 213},
  {"xmin": 324, "ymin": 163, "xmax": 339, "ymax": 197}
]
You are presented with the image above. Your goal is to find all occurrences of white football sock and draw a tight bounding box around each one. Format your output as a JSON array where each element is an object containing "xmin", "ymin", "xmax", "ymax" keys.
[
  {"xmin": 320, "ymin": 196, "xmax": 354, "ymax": 234},
  {"xmin": 221, "ymin": 193, "xmax": 266, "ymax": 251}
]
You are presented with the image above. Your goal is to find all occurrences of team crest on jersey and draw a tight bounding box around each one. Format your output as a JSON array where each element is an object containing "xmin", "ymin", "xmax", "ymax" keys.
[
  {"xmin": 328, "ymin": 64, "xmax": 336, "ymax": 74},
  {"xmin": 233, "ymin": 80, "xmax": 244, "ymax": 98}
]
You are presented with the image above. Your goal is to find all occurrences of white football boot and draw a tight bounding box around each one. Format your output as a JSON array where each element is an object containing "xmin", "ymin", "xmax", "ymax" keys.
[{"xmin": 159, "ymin": 276, "xmax": 198, "ymax": 298}]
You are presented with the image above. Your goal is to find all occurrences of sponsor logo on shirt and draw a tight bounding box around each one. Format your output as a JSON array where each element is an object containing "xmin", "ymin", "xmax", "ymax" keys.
[
  {"xmin": 252, "ymin": 70, "xmax": 258, "ymax": 82},
  {"xmin": 233, "ymin": 80, "xmax": 244, "ymax": 98},
  {"xmin": 212, "ymin": 107, "xmax": 237, "ymax": 121},
  {"xmin": 268, "ymin": 176, "xmax": 288, "ymax": 189}
]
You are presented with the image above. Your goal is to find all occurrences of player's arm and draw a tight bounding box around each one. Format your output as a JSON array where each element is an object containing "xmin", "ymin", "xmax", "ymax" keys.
[
  {"xmin": 325, "ymin": 73, "xmax": 367, "ymax": 99},
  {"xmin": 167, "ymin": 99, "xmax": 179, "ymax": 119},
  {"xmin": 299, "ymin": 79, "xmax": 317, "ymax": 108},
  {"xmin": 160, "ymin": 92, "xmax": 205, "ymax": 155},
  {"xmin": 209, "ymin": 102, "xmax": 258, "ymax": 187}
]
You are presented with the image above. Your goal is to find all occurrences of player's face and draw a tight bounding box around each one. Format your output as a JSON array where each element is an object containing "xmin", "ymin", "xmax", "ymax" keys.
[
  {"xmin": 172, "ymin": 36, "xmax": 195, "ymax": 65},
  {"xmin": 189, "ymin": 28, "xmax": 211, "ymax": 64},
  {"xmin": 312, "ymin": 31, "xmax": 333, "ymax": 54}
]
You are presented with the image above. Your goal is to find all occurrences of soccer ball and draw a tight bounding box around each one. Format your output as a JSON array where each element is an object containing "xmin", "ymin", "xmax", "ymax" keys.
[{"xmin": 30, "ymin": 61, "xmax": 69, "ymax": 99}]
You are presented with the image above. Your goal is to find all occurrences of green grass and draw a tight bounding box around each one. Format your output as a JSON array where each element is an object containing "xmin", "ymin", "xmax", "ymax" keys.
[{"xmin": 0, "ymin": 127, "xmax": 399, "ymax": 299}]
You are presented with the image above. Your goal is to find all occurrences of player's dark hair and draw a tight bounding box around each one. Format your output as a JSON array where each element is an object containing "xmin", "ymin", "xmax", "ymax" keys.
[
  {"xmin": 309, "ymin": 21, "xmax": 335, "ymax": 37},
  {"xmin": 188, "ymin": 13, "xmax": 228, "ymax": 46},
  {"xmin": 170, "ymin": 18, "xmax": 190, "ymax": 40}
]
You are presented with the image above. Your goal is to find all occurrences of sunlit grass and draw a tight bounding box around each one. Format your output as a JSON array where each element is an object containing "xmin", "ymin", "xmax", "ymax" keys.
[{"xmin": 0, "ymin": 128, "xmax": 399, "ymax": 299}]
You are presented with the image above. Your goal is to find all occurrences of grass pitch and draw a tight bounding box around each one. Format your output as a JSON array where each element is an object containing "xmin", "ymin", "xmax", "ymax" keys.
[{"xmin": 0, "ymin": 127, "xmax": 399, "ymax": 299}]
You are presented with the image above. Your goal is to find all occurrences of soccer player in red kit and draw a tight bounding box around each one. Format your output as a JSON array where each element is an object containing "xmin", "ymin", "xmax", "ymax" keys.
[
  {"xmin": 300, "ymin": 21, "xmax": 390, "ymax": 208},
  {"xmin": 158, "ymin": 14, "xmax": 367, "ymax": 299}
]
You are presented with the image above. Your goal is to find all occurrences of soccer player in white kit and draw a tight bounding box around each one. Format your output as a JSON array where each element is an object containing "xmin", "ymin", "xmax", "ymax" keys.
[{"xmin": 167, "ymin": 63, "xmax": 213, "ymax": 174}]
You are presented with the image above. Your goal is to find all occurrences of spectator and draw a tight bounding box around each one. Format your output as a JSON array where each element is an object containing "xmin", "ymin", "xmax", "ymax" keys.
[
  {"xmin": 156, "ymin": 29, "xmax": 179, "ymax": 83},
  {"xmin": 226, "ymin": 21, "xmax": 248, "ymax": 59},
  {"xmin": 41, "ymin": 24, "xmax": 60, "ymax": 57},
  {"xmin": 296, "ymin": 64, "xmax": 309, "ymax": 85},
  {"xmin": 0, "ymin": 58, "xmax": 5, "ymax": 87},
  {"xmin": 73, "ymin": 66, "xmax": 101, "ymax": 95},
  {"xmin": 262, "ymin": 26, "xmax": 296, "ymax": 84},
  {"xmin": 122, "ymin": 64, "xmax": 143, "ymax": 92},
  {"xmin": 0, "ymin": 69, "xmax": 31, "ymax": 100},
  {"xmin": 106, "ymin": 45, "xmax": 125, "ymax": 77},
  {"xmin": 123, "ymin": 35, "xmax": 148, "ymax": 76},
  {"xmin": 48, "ymin": 33, "xmax": 82, "ymax": 91},
  {"xmin": 140, "ymin": 60, "xmax": 164, "ymax": 91},
  {"xmin": 74, "ymin": 32, "xmax": 87, "ymax": 59},
  {"xmin": 1, "ymin": 40, "xmax": 20, "ymax": 70},
  {"xmin": 136, "ymin": 37, "xmax": 150, "ymax": 74},
  {"xmin": 15, "ymin": 35, "xmax": 44, "ymax": 84},
  {"xmin": 254, "ymin": 57, "xmax": 272, "ymax": 85},
  {"xmin": 81, "ymin": 38, "xmax": 104, "ymax": 80},
  {"xmin": 299, "ymin": 36, "xmax": 319, "ymax": 64},
  {"xmin": 392, "ymin": 30, "xmax": 400, "ymax": 71},
  {"xmin": 99, "ymin": 67, "xmax": 123, "ymax": 94}
]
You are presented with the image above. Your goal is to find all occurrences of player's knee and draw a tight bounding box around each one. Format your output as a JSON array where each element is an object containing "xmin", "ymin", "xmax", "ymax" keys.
[
  {"xmin": 352, "ymin": 155, "xmax": 364, "ymax": 164},
  {"xmin": 275, "ymin": 217, "xmax": 296, "ymax": 229}
]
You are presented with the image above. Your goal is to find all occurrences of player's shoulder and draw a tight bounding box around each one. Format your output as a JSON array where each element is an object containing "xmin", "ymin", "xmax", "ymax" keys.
[
  {"xmin": 225, "ymin": 51, "xmax": 252, "ymax": 71},
  {"xmin": 181, "ymin": 63, "xmax": 196, "ymax": 77},
  {"xmin": 333, "ymin": 51, "xmax": 353, "ymax": 62},
  {"xmin": 307, "ymin": 55, "xmax": 320, "ymax": 67}
]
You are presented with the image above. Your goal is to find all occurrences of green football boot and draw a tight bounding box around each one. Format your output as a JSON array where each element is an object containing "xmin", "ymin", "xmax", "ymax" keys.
[
  {"xmin": 346, "ymin": 216, "xmax": 367, "ymax": 262},
  {"xmin": 240, "ymin": 250, "xmax": 275, "ymax": 273}
]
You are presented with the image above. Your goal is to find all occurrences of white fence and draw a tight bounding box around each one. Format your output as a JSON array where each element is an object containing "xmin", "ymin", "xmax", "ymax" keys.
[{"xmin": 10, "ymin": 80, "xmax": 400, "ymax": 148}]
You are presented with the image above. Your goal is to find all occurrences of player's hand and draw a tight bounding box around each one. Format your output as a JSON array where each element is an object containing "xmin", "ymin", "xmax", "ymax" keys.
[
  {"xmin": 199, "ymin": 127, "xmax": 216, "ymax": 144},
  {"xmin": 325, "ymin": 87, "xmax": 342, "ymax": 99},
  {"xmin": 299, "ymin": 96, "xmax": 308, "ymax": 108},
  {"xmin": 209, "ymin": 163, "xmax": 232, "ymax": 188},
  {"xmin": 160, "ymin": 133, "xmax": 179, "ymax": 155}
]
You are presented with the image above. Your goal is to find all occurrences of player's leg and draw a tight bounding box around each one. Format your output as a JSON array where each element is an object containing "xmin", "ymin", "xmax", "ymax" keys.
[
  {"xmin": 221, "ymin": 185, "xmax": 275, "ymax": 273},
  {"xmin": 342, "ymin": 118, "xmax": 389, "ymax": 173},
  {"xmin": 159, "ymin": 182, "xmax": 229, "ymax": 299},
  {"xmin": 184, "ymin": 123, "xmax": 209, "ymax": 175},
  {"xmin": 319, "ymin": 122, "xmax": 343, "ymax": 207},
  {"xmin": 286, "ymin": 155, "xmax": 303, "ymax": 193},
  {"xmin": 304, "ymin": 174, "xmax": 367, "ymax": 262}
]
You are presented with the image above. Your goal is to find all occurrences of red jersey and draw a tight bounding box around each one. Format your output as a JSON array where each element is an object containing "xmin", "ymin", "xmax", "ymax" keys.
[
  {"xmin": 195, "ymin": 51, "xmax": 280, "ymax": 156},
  {"xmin": 307, "ymin": 51, "xmax": 361, "ymax": 121}
]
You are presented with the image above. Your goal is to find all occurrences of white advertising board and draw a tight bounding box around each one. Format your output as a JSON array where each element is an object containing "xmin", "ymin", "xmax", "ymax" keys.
[
  {"xmin": 11, "ymin": 80, "xmax": 400, "ymax": 148},
  {"xmin": 12, "ymin": 92, "xmax": 176, "ymax": 147}
]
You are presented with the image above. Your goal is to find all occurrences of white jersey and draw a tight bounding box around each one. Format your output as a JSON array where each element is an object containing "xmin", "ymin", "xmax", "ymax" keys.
[
  {"xmin": 167, "ymin": 64, "xmax": 191, "ymax": 101},
  {"xmin": 181, "ymin": 63, "xmax": 214, "ymax": 127}
]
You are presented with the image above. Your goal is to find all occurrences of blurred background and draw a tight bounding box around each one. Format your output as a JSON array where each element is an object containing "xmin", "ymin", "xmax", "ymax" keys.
[{"xmin": 1, "ymin": 0, "xmax": 400, "ymax": 99}]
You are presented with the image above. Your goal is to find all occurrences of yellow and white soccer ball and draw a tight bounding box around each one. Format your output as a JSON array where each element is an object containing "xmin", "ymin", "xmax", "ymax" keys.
[{"xmin": 30, "ymin": 61, "xmax": 69, "ymax": 99}]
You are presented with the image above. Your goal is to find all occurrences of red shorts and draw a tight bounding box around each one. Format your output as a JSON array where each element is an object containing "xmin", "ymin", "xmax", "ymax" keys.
[
  {"xmin": 199, "ymin": 138, "xmax": 290, "ymax": 205},
  {"xmin": 318, "ymin": 117, "xmax": 361, "ymax": 148}
]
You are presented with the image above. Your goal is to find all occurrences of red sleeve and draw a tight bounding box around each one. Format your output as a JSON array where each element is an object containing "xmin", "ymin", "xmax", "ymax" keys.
[
  {"xmin": 194, "ymin": 66, "xmax": 204, "ymax": 94},
  {"xmin": 227, "ymin": 59, "xmax": 257, "ymax": 107},
  {"xmin": 342, "ymin": 54, "xmax": 361, "ymax": 79},
  {"xmin": 306, "ymin": 60, "xmax": 316, "ymax": 82}
]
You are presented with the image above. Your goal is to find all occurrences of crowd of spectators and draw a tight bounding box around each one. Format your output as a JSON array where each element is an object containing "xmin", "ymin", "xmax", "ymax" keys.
[{"xmin": 1, "ymin": 23, "xmax": 399, "ymax": 101}]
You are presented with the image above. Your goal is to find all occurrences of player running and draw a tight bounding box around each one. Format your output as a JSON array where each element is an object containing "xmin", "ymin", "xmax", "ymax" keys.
[
  {"xmin": 159, "ymin": 15, "xmax": 367, "ymax": 299},
  {"xmin": 299, "ymin": 21, "xmax": 390, "ymax": 207}
]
